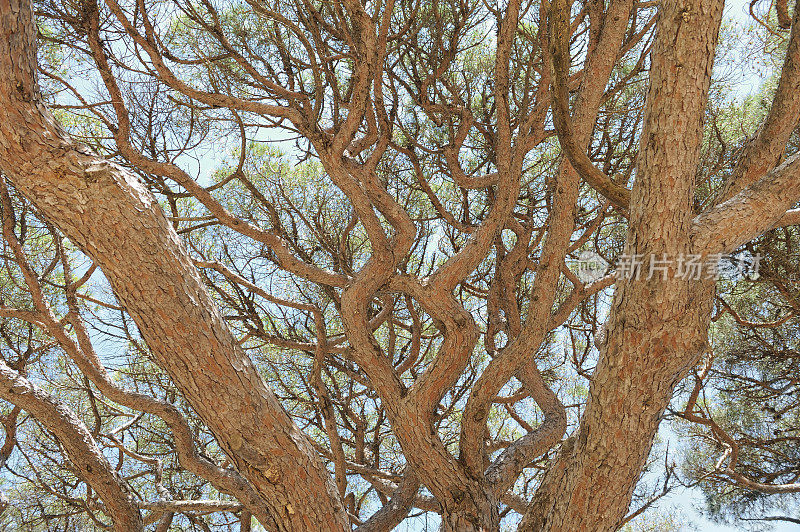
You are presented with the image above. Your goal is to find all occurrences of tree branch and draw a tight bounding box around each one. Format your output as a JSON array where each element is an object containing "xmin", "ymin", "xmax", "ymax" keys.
[
  {"xmin": 691, "ymin": 152, "xmax": 800, "ymax": 255},
  {"xmin": 547, "ymin": 0, "xmax": 632, "ymax": 211}
]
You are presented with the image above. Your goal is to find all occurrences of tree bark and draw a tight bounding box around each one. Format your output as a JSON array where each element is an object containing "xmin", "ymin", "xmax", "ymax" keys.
[
  {"xmin": 520, "ymin": 1, "xmax": 724, "ymax": 529},
  {"xmin": 0, "ymin": 1, "xmax": 348, "ymax": 529}
]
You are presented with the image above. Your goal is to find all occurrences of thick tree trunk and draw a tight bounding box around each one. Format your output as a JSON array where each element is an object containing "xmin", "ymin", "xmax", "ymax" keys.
[
  {"xmin": 520, "ymin": 292, "xmax": 714, "ymax": 531},
  {"xmin": 438, "ymin": 489, "xmax": 498, "ymax": 532},
  {"xmin": 442, "ymin": 3, "xmax": 635, "ymax": 528},
  {"xmin": 520, "ymin": 1, "xmax": 724, "ymax": 529},
  {"xmin": 0, "ymin": 1, "xmax": 348, "ymax": 529}
]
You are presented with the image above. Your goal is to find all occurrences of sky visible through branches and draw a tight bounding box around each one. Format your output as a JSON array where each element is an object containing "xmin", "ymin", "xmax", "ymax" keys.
[
  {"xmin": 397, "ymin": 2, "xmax": 790, "ymax": 529},
  {"xmin": 1, "ymin": 0, "xmax": 798, "ymax": 528},
  {"xmin": 125, "ymin": 1, "xmax": 796, "ymax": 529}
]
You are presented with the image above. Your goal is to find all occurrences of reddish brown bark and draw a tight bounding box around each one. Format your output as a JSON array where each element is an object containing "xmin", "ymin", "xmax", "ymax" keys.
[
  {"xmin": 2, "ymin": 0, "xmax": 800, "ymax": 528},
  {"xmin": 0, "ymin": 361, "xmax": 143, "ymax": 530},
  {"xmin": 0, "ymin": 0, "xmax": 348, "ymax": 529},
  {"xmin": 519, "ymin": 1, "xmax": 725, "ymax": 529}
]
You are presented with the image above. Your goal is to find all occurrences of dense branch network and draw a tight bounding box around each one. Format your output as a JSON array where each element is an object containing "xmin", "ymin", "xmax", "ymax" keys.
[{"xmin": 0, "ymin": 0, "xmax": 798, "ymax": 529}]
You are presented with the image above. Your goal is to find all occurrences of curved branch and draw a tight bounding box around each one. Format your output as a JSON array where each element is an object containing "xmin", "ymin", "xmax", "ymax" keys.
[
  {"xmin": 486, "ymin": 363, "xmax": 567, "ymax": 496},
  {"xmin": 355, "ymin": 469, "xmax": 420, "ymax": 532},
  {"xmin": 691, "ymin": 152, "xmax": 800, "ymax": 255},
  {"xmin": 547, "ymin": 0, "xmax": 632, "ymax": 211},
  {"xmin": 718, "ymin": 0, "xmax": 800, "ymax": 202},
  {"xmin": 0, "ymin": 1, "xmax": 349, "ymax": 528},
  {"xmin": 0, "ymin": 361, "xmax": 143, "ymax": 531}
]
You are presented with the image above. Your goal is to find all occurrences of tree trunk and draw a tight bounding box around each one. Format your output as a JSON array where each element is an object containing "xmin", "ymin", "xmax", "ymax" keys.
[
  {"xmin": 520, "ymin": 1, "xmax": 724, "ymax": 529},
  {"xmin": 438, "ymin": 488, "xmax": 498, "ymax": 532},
  {"xmin": 0, "ymin": 1, "xmax": 348, "ymax": 529}
]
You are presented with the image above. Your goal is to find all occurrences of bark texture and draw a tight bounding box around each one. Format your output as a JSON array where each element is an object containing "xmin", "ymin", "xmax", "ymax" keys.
[
  {"xmin": 3, "ymin": 0, "xmax": 800, "ymax": 528},
  {"xmin": 0, "ymin": 0, "xmax": 348, "ymax": 529},
  {"xmin": 0, "ymin": 361, "xmax": 143, "ymax": 531},
  {"xmin": 520, "ymin": 1, "xmax": 724, "ymax": 529}
]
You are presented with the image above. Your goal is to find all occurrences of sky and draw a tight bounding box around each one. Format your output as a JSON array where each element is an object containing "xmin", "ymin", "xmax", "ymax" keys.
[
  {"xmin": 640, "ymin": 2, "xmax": 797, "ymax": 529},
  {"xmin": 226, "ymin": 1, "xmax": 798, "ymax": 530},
  {"xmin": 395, "ymin": 2, "xmax": 799, "ymax": 531},
  {"xmin": 45, "ymin": 0, "xmax": 799, "ymax": 530}
]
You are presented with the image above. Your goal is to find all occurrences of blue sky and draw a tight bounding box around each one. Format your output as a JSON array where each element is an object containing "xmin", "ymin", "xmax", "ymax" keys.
[
  {"xmin": 392, "ymin": 2, "xmax": 800, "ymax": 531},
  {"xmin": 65, "ymin": 1, "xmax": 799, "ymax": 530}
]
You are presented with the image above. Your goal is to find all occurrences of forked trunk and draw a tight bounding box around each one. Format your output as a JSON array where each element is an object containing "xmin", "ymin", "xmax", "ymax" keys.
[
  {"xmin": 519, "ymin": 1, "xmax": 724, "ymax": 529},
  {"xmin": 439, "ymin": 489, "xmax": 498, "ymax": 532}
]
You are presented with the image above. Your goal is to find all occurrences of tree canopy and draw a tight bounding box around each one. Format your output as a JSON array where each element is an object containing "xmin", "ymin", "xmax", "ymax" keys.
[{"xmin": 0, "ymin": 0, "xmax": 799, "ymax": 530}]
